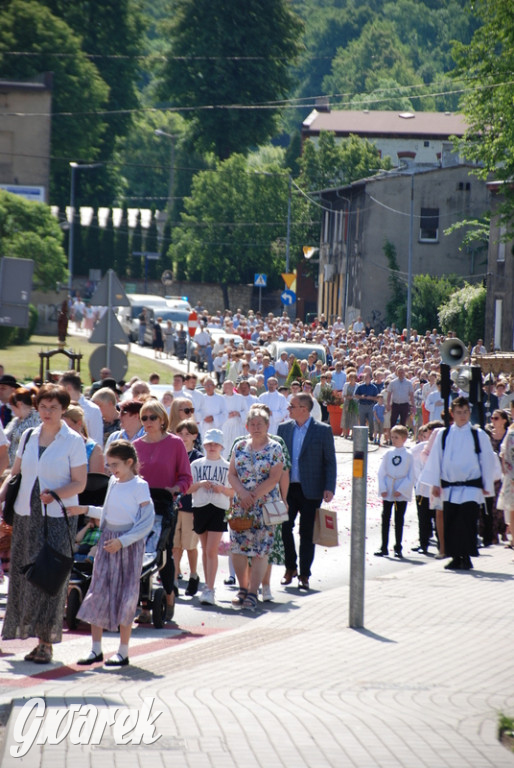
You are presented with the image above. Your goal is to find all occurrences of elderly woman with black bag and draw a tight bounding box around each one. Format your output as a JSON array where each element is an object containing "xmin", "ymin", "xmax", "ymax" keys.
[{"xmin": 0, "ymin": 384, "xmax": 87, "ymax": 664}]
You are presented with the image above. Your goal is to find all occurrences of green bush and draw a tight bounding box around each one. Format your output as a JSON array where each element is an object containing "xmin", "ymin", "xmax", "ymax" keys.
[
  {"xmin": 12, "ymin": 304, "xmax": 38, "ymax": 345},
  {"xmin": 438, "ymin": 283, "xmax": 486, "ymax": 345},
  {"xmin": 0, "ymin": 304, "xmax": 38, "ymax": 348},
  {"xmin": 0, "ymin": 326, "xmax": 16, "ymax": 349}
]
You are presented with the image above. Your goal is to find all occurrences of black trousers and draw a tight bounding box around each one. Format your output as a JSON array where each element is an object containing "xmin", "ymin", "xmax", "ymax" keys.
[
  {"xmin": 282, "ymin": 483, "xmax": 321, "ymax": 579},
  {"xmin": 416, "ymin": 495, "xmax": 435, "ymax": 550},
  {"xmin": 443, "ymin": 501, "xmax": 479, "ymax": 558},
  {"xmin": 381, "ymin": 500, "xmax": 407, "ymax": 552},
  {"xmin": 391, "ymin": 402, "xmax": 410, "ymax": 427}
]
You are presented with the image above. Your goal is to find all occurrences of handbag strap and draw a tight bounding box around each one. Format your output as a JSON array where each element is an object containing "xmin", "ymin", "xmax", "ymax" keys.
[
  {"xmin": 43, "ymin": 490, "xmax": 74, "ymax": 557},
  {"xmin": 20, "ymin": 428, "xmax": 33, "ymax": 458}
]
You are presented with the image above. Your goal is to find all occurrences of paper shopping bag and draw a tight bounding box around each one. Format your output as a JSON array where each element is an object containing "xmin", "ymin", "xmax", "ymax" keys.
[{"xmin": 313, "ymin": 507, "xmax": 339, "ymax": 547}]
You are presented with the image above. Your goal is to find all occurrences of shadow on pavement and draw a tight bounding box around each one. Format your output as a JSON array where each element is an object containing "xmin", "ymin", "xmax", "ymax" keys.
[{"xmin": 351, "ymin": 627, "xmax": 397, "ymax": 644}]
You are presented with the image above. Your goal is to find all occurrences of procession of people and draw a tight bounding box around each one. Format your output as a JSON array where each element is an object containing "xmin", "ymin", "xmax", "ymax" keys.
[{"xmin": 0, "ymin": 304, "xmax": 513, "ymax": 669}]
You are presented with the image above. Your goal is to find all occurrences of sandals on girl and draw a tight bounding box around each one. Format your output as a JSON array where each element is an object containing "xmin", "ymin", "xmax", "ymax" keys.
[{"xmin": 231, "ymin": 588, "xmax": 248, "ymax": 608}]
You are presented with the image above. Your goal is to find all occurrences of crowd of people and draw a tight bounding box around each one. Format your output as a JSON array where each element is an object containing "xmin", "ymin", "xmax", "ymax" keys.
[{"xmin": 0, "ymin": 306, "xmax": 513, "ymax": 668}]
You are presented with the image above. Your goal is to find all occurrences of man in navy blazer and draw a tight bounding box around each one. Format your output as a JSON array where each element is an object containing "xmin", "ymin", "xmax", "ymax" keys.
[{"xmin": 278, "ymin": 392, "xmax": 337, "ymax": 589}]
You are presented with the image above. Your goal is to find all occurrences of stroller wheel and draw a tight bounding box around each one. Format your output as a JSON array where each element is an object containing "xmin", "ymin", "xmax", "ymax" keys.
[
  {"xmin": 66, "ymin": 587, "xmax": 82, "ymax": 630},
  {"xmin": 152, "ymin": 587, "xmax": 167, "ymax": 629}
]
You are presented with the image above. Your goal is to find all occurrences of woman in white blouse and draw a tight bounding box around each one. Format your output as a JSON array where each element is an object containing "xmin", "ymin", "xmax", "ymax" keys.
[{"xmin": 0, "ymin": 384, "xmax": 87, "ymax": 665}]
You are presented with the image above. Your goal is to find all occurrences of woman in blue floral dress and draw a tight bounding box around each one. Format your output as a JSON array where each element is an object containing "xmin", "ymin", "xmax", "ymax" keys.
[{"xmin": 228, "ymin": 407, "xmax": 284, "ymax": 611}]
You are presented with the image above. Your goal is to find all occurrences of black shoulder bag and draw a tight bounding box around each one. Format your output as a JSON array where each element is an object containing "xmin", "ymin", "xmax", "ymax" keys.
[
  {"xmin": 3, "ymin": 428, "xmax": 34, "ymax": 526},
  {"xmin": 21, "ymin": 490, "xmax": 74, "ymax": 596}
]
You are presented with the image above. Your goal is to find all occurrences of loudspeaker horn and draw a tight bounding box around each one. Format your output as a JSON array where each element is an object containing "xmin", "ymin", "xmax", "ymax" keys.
[{"xmin": 440, "ymin": 338, "xmax": 467, "ymax": 368}]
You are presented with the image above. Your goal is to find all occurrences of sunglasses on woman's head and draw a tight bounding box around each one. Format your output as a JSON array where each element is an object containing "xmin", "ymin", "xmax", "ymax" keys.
[
  {"xmin": 181, "ymin": 407, "xmax": 194, "ymax": 414},
  {"xmin": 141, "ymin": 414, "xmax": 159, "ymax": 422}
]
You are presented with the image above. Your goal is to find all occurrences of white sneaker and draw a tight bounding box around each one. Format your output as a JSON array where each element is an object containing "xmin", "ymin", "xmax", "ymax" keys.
[
  {"xmin": 200, "ymin": 588, "xmax": 215, "ymax": 605},
  {"xmin": 261, "ymin": 585, "xmax": 273, "ymax": 602}
]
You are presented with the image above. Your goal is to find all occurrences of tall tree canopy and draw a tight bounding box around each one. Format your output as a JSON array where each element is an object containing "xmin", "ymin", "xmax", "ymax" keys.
[
  {"xmin": 41, "ymin": 0, "xmax": 146, "ymax": 205},
  {"xmin": 168, "ymin": 153, "xmax": 311, "ymax": 302},
  {"xmin": 0, "ymin": 0, "xmax": 109, "ymax": 205},
  {"xmin": 156, "ymin": 0, "xmax": 304, "ymax": 159},
  {"xmin": 453, "ymin": 0, "xmax": 514, "ymax": 228}
]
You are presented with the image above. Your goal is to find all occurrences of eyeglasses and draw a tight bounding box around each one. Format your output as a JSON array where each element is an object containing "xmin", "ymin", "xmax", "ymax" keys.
[
  {"xmin": 491, "ymin": 416, "xmax": 502, "ymax": 421},
  {"xmin": 141, "ymin": 414, "xmax": 159, "ymax": 422},
  {"xmin": 180, "ymin": 407, "xmax": 195, "ymax": 414}
]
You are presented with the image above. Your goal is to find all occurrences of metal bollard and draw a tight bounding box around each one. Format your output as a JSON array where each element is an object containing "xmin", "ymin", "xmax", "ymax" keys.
[{"xmin": 349, "ymin": 426, "xmax": 368, "ymax": 628}]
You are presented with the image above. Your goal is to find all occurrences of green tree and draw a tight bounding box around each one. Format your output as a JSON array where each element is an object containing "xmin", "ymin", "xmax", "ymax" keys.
[
  {"xmin": 157, "ymin": 0, "xmax": 304, "ymax": 159},
  {"xmin": 168, "ymin": 153, "xmax": 311, "ymax": 307},
  {"xmin": 411, "ymin": 274, "xmax": 459, "ymax": 332},
  {"xmin": 144, "ymin": 211, "xmax": 160, "ymax": 282},
  {"xmin": 324, "ymin": 19, "xmax": 421, "ymax": 100},
  {"xmin": 292, "ymin": 1, "xmax": 372, "ymax": 107},
  {"xmin": 453, "ymin": 0, "xmax": 514, "ymax": 228},
  {"xmin": 383, "ymin": 240, "xmax": 406, "ymax": 329},
  {"xmin": 298, "ymin": 133, "xmax": 390, "ymax": 191},
  {"xmin": 129, "ymin": 213, "xmax": 143, "ymax": 280},
  {"xmin": 438, "ymin": 282, "xmax": 486, "ymax": 344},
  {"xmin": 0, "ymin": 191, "xmax": 67, "ymax": 290},
  {"xmin": 0, "ymin": 1, "xmax": 109, "ymax": 207},
  {"xmin": 113, "ymin": 208, "xmax": 129, "ymax": 278},
  {"xmin": 40, "ymin": 0, "xmax": 146, "ymax": 208},
  {"xmin": 99, "ymin": 210, "xmax": 115, "ymax": 277}
]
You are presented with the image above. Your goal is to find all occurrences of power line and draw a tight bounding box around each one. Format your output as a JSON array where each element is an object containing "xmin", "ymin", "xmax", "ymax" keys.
[{"xmin": 2, "ymin": 77, "xmax": 512, "ymax": 119}]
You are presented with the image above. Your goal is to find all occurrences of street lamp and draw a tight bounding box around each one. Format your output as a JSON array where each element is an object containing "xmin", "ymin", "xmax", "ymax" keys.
[{"xmin": 67, "ymin": 162, "xmax": 103, "ymax": 292}]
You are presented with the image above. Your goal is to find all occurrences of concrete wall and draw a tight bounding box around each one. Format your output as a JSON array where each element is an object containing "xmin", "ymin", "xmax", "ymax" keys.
[{"xmin": 484, "ymin": 200, "xmax": 514, "ymax": 351}]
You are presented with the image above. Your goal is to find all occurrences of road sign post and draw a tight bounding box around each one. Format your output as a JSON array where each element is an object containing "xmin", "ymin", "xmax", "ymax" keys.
[
  {"xmin": 187, "ymin": 311, "xmax": 198, "ymax": 373},
  {"xmin": 89, "ymin": 269, "xmax": 130, "ymax": 378},
  {"xmin": 280, "ymin": 289, "xmax": 296, "ymax": 306},
  {"xmin": 254, "ymin": 274, "xmax": 267, "ymax": 313}
]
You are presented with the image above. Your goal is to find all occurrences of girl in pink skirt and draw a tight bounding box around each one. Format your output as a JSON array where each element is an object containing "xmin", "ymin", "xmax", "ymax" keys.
[{"xmin": 68, "ymin": 440, "xmax": 154, "ymax": 667}]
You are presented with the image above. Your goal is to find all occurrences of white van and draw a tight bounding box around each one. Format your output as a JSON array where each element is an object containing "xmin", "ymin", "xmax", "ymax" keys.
[{"xmin": 117, "ymin": 294, "xmax": 168, "ymax": 342}]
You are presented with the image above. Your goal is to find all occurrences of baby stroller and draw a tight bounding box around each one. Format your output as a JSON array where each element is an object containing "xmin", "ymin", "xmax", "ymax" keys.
[
  {"xmin": 137, "ymin": 490, "xmax": 181, "ymax": 629},
  {"xmin": 66, "ymin": 473, "xmax": 109, "ymax": 630}
]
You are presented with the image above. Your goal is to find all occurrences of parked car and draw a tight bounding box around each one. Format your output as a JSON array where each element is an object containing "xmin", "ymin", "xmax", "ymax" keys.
[
  {"xmin": 164, "ymin": 296, "xmax": 192, "ymax": 310},
  {"xmin": 208, "ymin": 329, "xmax": 245, "ymax": 349},
  {"xmin": 266, "ymin": 341, "xmax": 327, "ymax": 364}
]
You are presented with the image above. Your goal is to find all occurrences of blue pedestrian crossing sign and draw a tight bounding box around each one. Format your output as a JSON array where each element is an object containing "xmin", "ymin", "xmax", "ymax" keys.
[
  {"xmin": 281, "ymin": 289, "xmax": 296, "ymax": 305},
  {"xmin": 254, "ymin": 273, "xmax": 267, "ymax": 287}
]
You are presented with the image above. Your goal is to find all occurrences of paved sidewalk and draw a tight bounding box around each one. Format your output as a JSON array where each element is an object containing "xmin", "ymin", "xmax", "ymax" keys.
[{"xmin": 2, "ymin": 545, "xmax": 514, "ymax": 766}]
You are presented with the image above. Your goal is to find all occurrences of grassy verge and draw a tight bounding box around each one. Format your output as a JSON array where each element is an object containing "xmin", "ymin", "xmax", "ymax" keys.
[
  {"xmin": 0, "ymin": 335, "xmax": 175, "ymax": 385},
  {"xmin": 499, "ymin": 714, "xmax": 514, "ymax": 752}
]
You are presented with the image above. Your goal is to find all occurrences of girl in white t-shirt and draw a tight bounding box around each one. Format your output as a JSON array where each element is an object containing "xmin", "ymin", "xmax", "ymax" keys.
[
  {"xmin": 69, "ymin": 440, "xmax": 154, "ymax": 667},
  {"xmin": 190, "ymin": 429, "xmax": 234, "ymax": 606}
]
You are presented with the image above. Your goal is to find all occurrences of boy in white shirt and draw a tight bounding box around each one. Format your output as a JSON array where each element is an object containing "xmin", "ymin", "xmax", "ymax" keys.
[{"xmin": 374, "ymin": 425, "xmax": 414, "ymax": 559}]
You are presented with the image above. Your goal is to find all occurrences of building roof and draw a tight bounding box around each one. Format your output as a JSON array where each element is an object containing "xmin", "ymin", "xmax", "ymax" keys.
[{"xmin": 302, "ymin": 109, "xmax": 467, "ymax": 139}]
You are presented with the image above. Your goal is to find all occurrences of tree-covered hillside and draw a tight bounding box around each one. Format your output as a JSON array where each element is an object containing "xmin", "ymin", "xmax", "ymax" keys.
[{"xmin": 291, "ymin": 0, "xmax": 479, "ymax": 113}]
